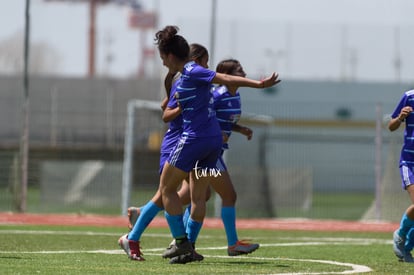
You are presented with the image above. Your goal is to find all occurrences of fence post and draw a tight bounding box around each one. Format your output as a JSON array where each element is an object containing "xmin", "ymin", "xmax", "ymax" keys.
[{"xmin": 374, "ymin": 103, "xmax": 383, "ymax": 221}]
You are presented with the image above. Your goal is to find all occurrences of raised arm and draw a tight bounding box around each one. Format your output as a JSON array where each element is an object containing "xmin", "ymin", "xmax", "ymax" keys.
[
  {"xmin": 232, "ymin": 123, "xmax": 253, "ymax": 140},
  {"xmin": 212, "ymin": 72, "xmax": 280, "ymax": 95}
]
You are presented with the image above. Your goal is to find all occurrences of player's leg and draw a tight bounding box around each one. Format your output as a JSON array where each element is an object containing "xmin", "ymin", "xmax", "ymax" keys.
[
  {"xmin": 394, "ymin": 165, "xmax": 414, "ymax": 261},
  {"xmin": 127, "ymin": 151, "xmax": 171, "ymax": 230},
  {"xmin": 127, "ymin": 190, "xmax": 163, "ymax": 230},
  {"xmin": 169, "ymin": 173, "xmax": 209, "ymax": 264},
  {"xmin": 177, "ymin": 178, "xmax": 191, "ymax": 226},
  {"xmin": 128, "ymin": 178, "xmax": 189, "ymax": 233},
  {"xmin": 404, "ymin": 227, "xmax": 414, "ymax": 262},
  {"xmin": 165, "ymin": 135, "xmax": 221, "ymax": 261},
  {"xmin": 401, "ymin": 184, "xmax": 414, "ymax": 262},
  {"xmin": 210, "ymin": 170, "xmax": 238, "ymax": 245},
  {"xmin": 127, "ymin": 206, "xmax": 140, "ymax": 231},
  {"xmin": 170, "ymin": 176, "xmax": 214, "ymax": 264},
  {"xmin": 119, "ymin": 190, "xmax": 164, "ymax": 261},
  {"xmin": 179, "ymin": 178, "xmax": 212, "ymax": 228},
  {"xmin": 210, "ymin": 157, "xmax": 259, "ymax": 256},
  {"xmin": 161, "ymin": 162, "xmax": 193, "ymax": 258},
  {"xmin": 128, "ymin": 190, "xmax": 163, "ymax": 240},
  {"xmin": 186, "ymin": 171, "xmax": 209, "ymax": 244}
]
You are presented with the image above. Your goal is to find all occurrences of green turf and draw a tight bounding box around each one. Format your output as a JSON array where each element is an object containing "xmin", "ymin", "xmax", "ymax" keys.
[
  {"xmin": 275, "ymin": 192, "xmax": 375, "ymax": 220},
  {"xmin": 0, "ymin": 224, "xmax": 406, "ymax": 274}
]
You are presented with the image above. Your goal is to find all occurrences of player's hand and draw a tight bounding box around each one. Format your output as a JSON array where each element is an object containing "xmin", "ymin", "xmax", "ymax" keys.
[
  {"xmin": 241, "ymin": 126, "xmax": 253, "ymax": 140},
  {"xmin": 222, "ymin": 132, "xmax": 229, "ymax": 143},
  {"xmin": 261, "ymin": 72, "xmax": 281, "ymax": 88},
  {"xmin": 399, "ymin": 106, "xmax": 413, "ymax": 121}
]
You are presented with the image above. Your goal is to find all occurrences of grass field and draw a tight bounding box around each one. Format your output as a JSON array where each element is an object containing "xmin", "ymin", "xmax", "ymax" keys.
[{"xmin": 0, "ymin": 224, "xmax": 411, "ymax": 275}]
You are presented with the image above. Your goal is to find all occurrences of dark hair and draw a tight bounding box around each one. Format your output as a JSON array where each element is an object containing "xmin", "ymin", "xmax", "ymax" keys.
[
  {"xmin": 216, "ymin": 59, "xmax": 244, "ymax": 76},
  {"xmin": 190, "ymin": 43, "xmax": 208, "ymax": 64},
  {"xmin": 154, "ymin": 25, "xmax": 189, "ymax": 61}
]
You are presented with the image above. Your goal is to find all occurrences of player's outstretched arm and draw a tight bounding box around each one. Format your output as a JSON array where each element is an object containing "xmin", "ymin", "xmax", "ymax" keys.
[
  {"xmin": 212, "ymin": 72, "xmax": 280, "ymax": 95},
  {"xmin": 232, "ymin": 123, "xmax": 253, "ymax": 140}
]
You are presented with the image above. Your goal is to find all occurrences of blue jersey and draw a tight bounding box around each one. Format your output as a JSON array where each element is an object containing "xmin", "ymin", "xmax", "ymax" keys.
[
  {"xmin": 175, "ymin": 61, "xmax": 221, "ymax": 138},
  {"xmin": 391, "ymin": 89, "xmax": 414, "ymax": 166},
  {"xmin": 159, "ymin": 78, "xmax": 182, "ymax": 172},
  {"xmin": 212, "ymin": 85, "xmax": 241, "ymax": 150}
]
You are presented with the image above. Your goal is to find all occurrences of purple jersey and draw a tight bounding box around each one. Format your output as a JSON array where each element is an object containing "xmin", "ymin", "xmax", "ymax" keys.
[
  {"xmin": 391, "ymin": 89, "xmax": 414, "ymax": 166},
  {"xmin": 159, "ymin": 78, "xmax": 182, "ymax": 172},
  {"xmin": 175, "ymin": 61, "xmax": 221, "ymax": 137},
  {"xmin": 212, "ymin": 85, "xmax": 241, "ymax": 150},
  {"xmin": 167, "ymin": 61, "xmax": 222, "ymax": 172}
]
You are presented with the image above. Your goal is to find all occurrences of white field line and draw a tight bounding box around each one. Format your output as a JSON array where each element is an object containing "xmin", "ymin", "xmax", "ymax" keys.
[
  {"xmin": 0, "ymin": 250, "xmax": 372, "ymax": 275},
  {"xmin": 0, "ymin": 229, "xmax": 393, "ymax": 243},
  {"xmin": 0, "ymin": 229, "xmax": 170, "ymax": 238},
  {"xmin": 0, "ymin": 229, "xmax": 380, "ymax": 274}
]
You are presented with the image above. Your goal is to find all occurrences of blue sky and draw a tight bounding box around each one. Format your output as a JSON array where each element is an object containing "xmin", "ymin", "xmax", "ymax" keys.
[{"xmin": 3, "ymin": 0, "xmax": 414, "ymax": 82}]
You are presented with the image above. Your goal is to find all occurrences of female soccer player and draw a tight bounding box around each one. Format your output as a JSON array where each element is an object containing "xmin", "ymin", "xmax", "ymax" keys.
[
  {"xmin": 118, "ymin": 69, "xmax": 183, "ymax": 261},
  {"xmin": 122, "ymin": 25, "xmax": 280, "ymax": 262},
  {"xmin": 119, "ymin": 44, "xmax": 212, "ymax": 263},
  {"xmin": 389, "ymin": 90, "xmax": 414, "ymax": 263},
  {"xmin": 156, "ymin": 25, "xmax": 279, "ymax": 260},
  {"xmin": 126, "ymin": 47, "xmax": 258, "ymax": 264},
  {"xmin": 176, "ymin": 58, "xmax": 260, "ymax": 262}
]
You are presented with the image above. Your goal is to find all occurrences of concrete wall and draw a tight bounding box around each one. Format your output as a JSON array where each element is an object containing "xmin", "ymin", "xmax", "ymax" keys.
[{"xmin": 0, "ymin": 75, "xmax": 162, "ymax": 147}]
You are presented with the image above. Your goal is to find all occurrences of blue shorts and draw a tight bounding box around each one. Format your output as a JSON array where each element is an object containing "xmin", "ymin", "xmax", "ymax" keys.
[
  {"xmin": 159, "ymin": 151, "xmax": 169, "ymax": 174},
  {"xmin": 168, "ymin": 134, "xmax": 222, "ymax": 173},
  {"xmin": 215, "ymin": 151, "xmax": 227, "ymax": 172},
  {"xmin": 400, "ymin": 165, "xmax": 414, "ymax": 190}
]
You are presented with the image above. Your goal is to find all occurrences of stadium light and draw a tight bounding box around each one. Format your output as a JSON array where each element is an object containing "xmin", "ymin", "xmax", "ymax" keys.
[
  {"xmin": 43, "ymin": 0, "xmax": 142, "ymax": 77},
  {"xmin": 19, "ymin": 0, "xmax": 31, "ymax": 213},
  {"xmin": 209, "ymin": 0, "xmax": 217, "ymax": 68}
]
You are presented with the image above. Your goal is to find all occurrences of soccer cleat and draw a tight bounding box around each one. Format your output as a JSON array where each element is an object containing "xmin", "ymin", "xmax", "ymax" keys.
[
  {"xmin": 393, "ymin": 230, "xmax": 405, "ymax": 261},
  {"xmin": 228, "ymin": 240, "xmax": 260, "ymax": 256},
  {"xmin": 128, "ymin": 239, "xmax": 145, "ymax": 261},
  {"xmin": 404, "ymin": 251, "xmax": 414, "ymax": 263},
  {"xmin": 118, "ymin": 234, "xmax": 130, "ymax": 257},
  {"xmin": 127, "ymin": 207, "xmax": 140, "ymax": 231},
  {"xmin": 192, "ymin": 249, "xmax": 204, "ymax": 261},
  {"xmin": 169, "ymin": 250, "xmax": 204, "ymax": 264},
  {"xmin": 162, "ymin": 238, "xmax": 193, "ymax": 259}
]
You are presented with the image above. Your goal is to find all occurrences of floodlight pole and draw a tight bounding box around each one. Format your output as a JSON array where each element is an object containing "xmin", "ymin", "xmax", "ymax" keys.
[
  {"xmin": 210, "ymin": 0, "xmax": 222, "ymax": 218},
  {"xmin": 209, "ymin": 0, "xmax": 217, "ymax": 67},
  {"xmin": 88, "ymin": 0, "xmax": 97, "ymax": 77},
  {"xmin": 374, "ymin": 103, "xmax": 383, "ymax": 221},
  {"xmin": 19, "ymin": 0, "xmax": 31, "ymax": 212}
]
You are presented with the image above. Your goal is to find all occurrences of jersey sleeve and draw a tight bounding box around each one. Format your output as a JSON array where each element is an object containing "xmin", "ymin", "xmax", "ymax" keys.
[{"xmin": 191, "ymin": 66, "xmax": 216, "ymax": 85}]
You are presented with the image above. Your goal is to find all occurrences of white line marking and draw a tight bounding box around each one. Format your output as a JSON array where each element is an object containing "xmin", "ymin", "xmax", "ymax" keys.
[
  {"xmin": 0, "ymin": 250, "xmax": 372, "ymax": 274},
  {"xmin": 0, "ymin": 230, "xmax": 376, "ymax": 274},
  {"xmin": 0, "ymin": 230, "xmax": 170, "ymax": 238}
]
